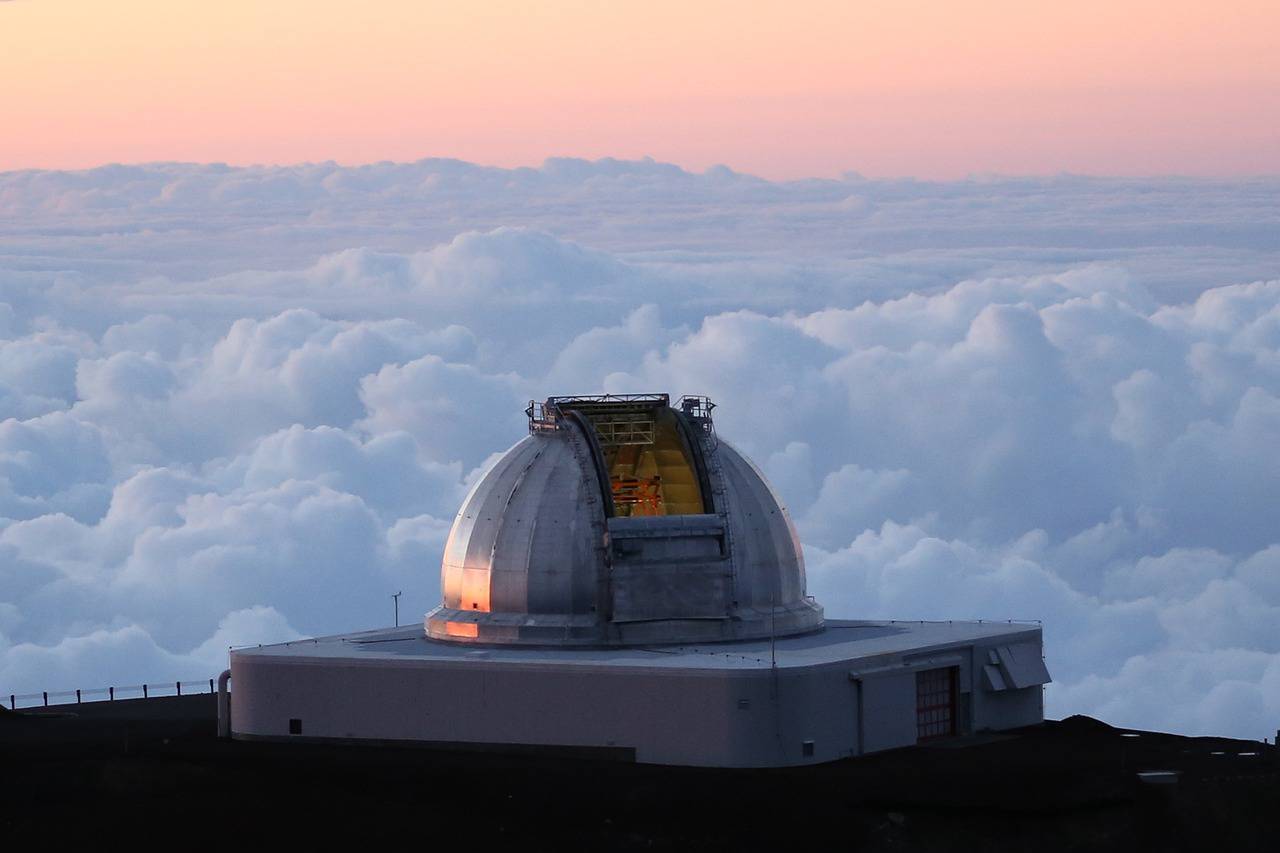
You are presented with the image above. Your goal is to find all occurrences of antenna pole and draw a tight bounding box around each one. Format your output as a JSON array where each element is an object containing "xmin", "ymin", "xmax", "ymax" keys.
[
  {"xmin": 770, "ymin": 584, "xmax": 777, "ymax": 668},
  {"xmin": 770, "ymin": 583, "xmax": 782, "ymax": 759}
]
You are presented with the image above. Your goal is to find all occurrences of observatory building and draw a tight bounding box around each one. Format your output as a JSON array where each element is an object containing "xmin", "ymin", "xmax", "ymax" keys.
[{"xmin": 226, "ymin": 394, "xmax": 1049, "ymax": 767}]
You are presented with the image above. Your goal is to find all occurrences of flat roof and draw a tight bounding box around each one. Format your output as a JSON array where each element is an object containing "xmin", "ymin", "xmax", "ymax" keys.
[{"xmin": 232, "ymin": 619, "xmax": 1041, "ymax": 674}]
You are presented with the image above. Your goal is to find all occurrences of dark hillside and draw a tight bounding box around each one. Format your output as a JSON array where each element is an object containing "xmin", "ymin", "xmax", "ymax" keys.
[{"xmin": 2, "ymin": 698, "xmax": 1276, "ymax": 850}]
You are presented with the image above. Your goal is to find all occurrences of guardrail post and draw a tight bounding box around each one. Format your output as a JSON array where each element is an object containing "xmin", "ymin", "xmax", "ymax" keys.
[
  {"xmin": 143, "ymin": 684, "xmax": 148, "ymax": 699},
  {"xmin": 109, "ymin": 686, "xmax": 114, "ymax": 701},
  {"xmin": 217, "ymin": 670, "xmax": 232, "ymax": 738},
  {"xmin": 42, "ymin": 691, "xmax": 47, "ymax": 706},
  {"xmin": 76, "ymin": 689, "xmax": 81, "ymax": 704},
  {"xmin": 209, "ymin": 678, "xmax": 214, "ymax": 693}
]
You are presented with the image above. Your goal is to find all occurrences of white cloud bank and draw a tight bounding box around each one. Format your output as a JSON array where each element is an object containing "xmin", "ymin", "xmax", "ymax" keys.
[{"xmin": 1, "ymin": 159, "xmax": 1278, "ymax": 739}]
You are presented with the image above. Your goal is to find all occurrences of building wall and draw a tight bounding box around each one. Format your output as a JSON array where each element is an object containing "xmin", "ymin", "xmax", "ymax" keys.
[
  {"xmin": 232, "ymin": 656, "xmax": 809, "ymax": 767},
  {"xmin": 857, "ymin": 670, "xmax": 919, "ymax": 753},
  {"xmin": 230, "ymin": 630, "xmax": 1047, "ymax": 768}
]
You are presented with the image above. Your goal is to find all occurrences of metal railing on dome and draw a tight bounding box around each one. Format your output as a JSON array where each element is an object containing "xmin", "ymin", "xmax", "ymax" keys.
[
  {"xmin": 526, "ymin": 393, "xmax": 718, "ymax": 438},
  {"xmin": 677, "ymin": 395, "xmax": 717, "ymax": 446},
  {"xmin": 547, "ymin": 393, "xmax": 670, "ymax": 407},
  {"xmin": 525, "ymin": 399, "xmax": 559, "ymax": 433},
  {"xmin": 5, "ymin": 678, "xmax": 218, "ymax": 711},
  {"xmin": 677, "ymin": 395, "xmax": 716, "ymax": 423}
]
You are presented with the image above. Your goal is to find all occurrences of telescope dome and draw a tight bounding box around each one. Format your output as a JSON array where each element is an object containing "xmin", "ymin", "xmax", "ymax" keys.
[{"xmin": 425, "ymin": 394, "xmax": 823, "ymax": 645}]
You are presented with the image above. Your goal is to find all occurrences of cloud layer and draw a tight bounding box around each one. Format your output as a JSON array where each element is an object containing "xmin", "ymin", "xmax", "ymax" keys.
[{"xmin": 2, "ymin": 159, "xmax": 1278, "ymax": 739}]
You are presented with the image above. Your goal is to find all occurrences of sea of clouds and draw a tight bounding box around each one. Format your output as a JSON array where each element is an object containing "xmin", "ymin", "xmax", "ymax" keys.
[{"xmin": 1, "ymin": 158, "xmax": 1278, "ymax": 738}]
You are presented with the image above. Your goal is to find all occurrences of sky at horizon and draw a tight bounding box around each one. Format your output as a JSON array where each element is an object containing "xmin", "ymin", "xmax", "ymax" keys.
[{"xmin": 3, "ymin": 0, "xmax": 1279, "ymax": 179}]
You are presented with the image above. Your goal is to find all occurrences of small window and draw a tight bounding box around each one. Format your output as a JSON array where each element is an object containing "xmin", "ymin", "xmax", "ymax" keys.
[
  {"xmin": 288, "ymin": 718, "xmax": 303, "ymax": 735},
  {"xmin": 916, "ymin": 667, "xmax": 957, "ymax": 742},
  {"xmin": 801, "ymin": 740, "xmax": 815, "ymax": 757}
]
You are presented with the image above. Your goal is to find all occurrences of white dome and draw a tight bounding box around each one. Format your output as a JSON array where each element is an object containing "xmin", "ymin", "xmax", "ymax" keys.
[{"xmin": 426, "ymin": 394, "xmax": 823, "ymax": 645}]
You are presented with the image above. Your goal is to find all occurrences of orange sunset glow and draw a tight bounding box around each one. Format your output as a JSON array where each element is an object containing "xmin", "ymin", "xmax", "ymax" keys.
[{"xmin": 2, "ymin": 0, "xmax": 1278, "ymax": 178}]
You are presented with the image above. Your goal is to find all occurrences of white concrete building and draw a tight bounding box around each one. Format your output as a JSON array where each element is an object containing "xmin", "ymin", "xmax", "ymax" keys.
[{"xmin": 227, "ymin": 394, "xmax": 1049, "ymax": 767}]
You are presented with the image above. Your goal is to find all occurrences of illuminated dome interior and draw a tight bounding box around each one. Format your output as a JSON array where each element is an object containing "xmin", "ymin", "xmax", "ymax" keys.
[{"xmin": 573, "ymin": 398, "xmax": 708, "ymax": 517}]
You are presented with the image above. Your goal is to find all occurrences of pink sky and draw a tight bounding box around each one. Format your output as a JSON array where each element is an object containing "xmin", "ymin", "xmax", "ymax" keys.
[{"xmin": 2, "ymin": 0, "xmax": 1277, "ymax": 179}]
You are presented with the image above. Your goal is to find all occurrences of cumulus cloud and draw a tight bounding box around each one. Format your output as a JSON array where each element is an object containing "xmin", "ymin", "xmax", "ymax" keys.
[
  {"xmin": 1, "ymin": 158, "xmax": 1278, "ymax": 740},
  {"xmin": 0, "ymin": 607, "xmax": 301, "ymax": 696}
]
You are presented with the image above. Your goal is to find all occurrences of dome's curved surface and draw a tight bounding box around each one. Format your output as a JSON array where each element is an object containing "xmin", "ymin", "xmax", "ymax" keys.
[{"xmin": 426, "ymin": 394, "xmax": 823, "ymax": 645}]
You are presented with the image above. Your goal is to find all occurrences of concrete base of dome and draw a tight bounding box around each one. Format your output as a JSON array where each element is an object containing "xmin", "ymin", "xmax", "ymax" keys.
[
  {"xmin": 424, "ymin": 599, "xmax": 825, "ymax": 646},
  {"xmin": 228, "ymin": 618, "xmax": 1049, "ymax": 768}
]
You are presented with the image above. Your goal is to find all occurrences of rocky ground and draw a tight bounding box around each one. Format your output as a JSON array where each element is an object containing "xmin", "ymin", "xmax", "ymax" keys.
[{"xmin": 2, "ymin": 697, "xmax": 1277, "ymax": 850}]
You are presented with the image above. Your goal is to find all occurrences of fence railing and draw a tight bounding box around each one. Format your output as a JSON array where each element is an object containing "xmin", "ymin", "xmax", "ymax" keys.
[{"xmin": 6, "ymin": 678, "xmax": 218, "ymax": 711}]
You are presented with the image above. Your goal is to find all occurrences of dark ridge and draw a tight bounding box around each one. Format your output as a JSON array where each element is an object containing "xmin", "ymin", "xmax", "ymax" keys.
[
  {"xmin": 1057, "ymin": 713, "xmax": 1118, "ymax": 733},
  {"xmin": 2, "ymin": 696, "xmax": 1277, "ymax": 850}
]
